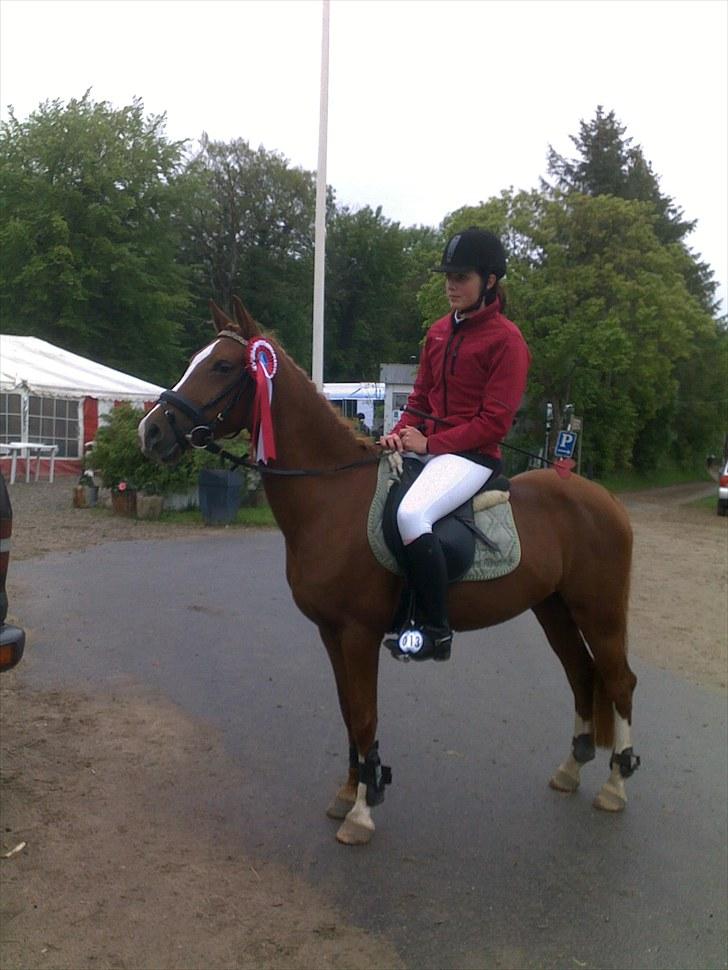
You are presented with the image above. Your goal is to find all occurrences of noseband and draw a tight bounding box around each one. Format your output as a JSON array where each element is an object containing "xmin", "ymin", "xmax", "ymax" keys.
[{"xmin": 157, "ymin": 331, "xmax": 252, "ymax": 450}]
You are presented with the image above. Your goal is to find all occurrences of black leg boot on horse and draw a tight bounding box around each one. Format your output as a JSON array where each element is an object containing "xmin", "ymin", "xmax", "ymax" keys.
[{"xmin": 391, "ymin": 532, "xmax": 453, "ymax": 662}]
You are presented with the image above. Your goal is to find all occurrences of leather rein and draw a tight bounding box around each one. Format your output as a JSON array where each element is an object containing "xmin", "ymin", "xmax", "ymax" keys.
[{"xmin": 156, "ymin": 331, "xmax": 380, "ymax": 478}]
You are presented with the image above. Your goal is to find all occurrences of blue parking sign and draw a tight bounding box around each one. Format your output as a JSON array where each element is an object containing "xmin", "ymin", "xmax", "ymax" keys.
[{"xmin": 554, "ymin": 431, "xmax": 577, "ymax": 458}]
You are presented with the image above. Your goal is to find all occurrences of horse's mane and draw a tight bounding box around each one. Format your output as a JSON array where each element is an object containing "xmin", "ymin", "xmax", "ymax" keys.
[{"xmin": 270, "ymin": 332, "xmax": 379, "ymax": 458}]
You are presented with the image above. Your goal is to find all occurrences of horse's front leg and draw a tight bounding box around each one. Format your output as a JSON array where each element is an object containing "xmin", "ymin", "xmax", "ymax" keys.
[
  {"xmin": 319, "ymin": 625, "xmax": 358, "ymax": 820},
  {"xmin": 334, "ymin": 623, "xmax": 389, "ymax": 846}
]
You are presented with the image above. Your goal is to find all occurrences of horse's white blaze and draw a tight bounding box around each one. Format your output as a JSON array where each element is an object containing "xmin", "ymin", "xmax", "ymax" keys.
[
  {"xmin": 138, "ymin": 410, "xmax": 151, "ymax": 448},
  {"xmin": 172, "ymin": 341, "xmax": 219, "ymax": 390}
]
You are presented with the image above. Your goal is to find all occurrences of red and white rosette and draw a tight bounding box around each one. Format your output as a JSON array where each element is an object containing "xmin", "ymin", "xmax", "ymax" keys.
[{"xmin": 247, "ymin": 337, "xmax": 278, "ymax": 463}]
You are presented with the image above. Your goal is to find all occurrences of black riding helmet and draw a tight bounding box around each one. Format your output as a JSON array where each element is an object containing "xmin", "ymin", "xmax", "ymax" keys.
[{"xmin": 432, "ymin": 228, "xmax": 507, "ymax": 280}]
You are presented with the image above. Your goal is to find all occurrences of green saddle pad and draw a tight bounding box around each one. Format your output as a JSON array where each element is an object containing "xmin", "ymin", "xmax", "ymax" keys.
[{"xmin": 367, "ymin": 457, "xmax": 521, "ymax": 582}]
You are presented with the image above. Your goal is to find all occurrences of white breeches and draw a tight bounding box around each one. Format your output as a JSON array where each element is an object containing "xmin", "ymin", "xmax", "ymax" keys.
[{"xmin": 396, "ymin": 453, "xmax": 493, "ymax": 546}]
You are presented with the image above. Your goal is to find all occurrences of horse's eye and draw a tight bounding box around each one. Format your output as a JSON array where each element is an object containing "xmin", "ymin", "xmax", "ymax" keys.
[{"xmin": 213, "ymin": 360, "xmax": 234, "ymax": 374}]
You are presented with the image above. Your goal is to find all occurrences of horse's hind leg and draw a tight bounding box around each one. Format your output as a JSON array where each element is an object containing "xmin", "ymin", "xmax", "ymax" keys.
[
  {"xmin": 533, "ymin": 595, "xmax": 597, "ymax": 793},
  {"xmin": 572, "ymin": 602, "xmax": 639, "ymax": 813}
]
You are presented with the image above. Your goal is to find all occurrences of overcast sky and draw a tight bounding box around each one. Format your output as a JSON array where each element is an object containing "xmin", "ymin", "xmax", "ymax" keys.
[{"xmin": 1, "ymin": 0, "xmax": 726, "ymax": 312}]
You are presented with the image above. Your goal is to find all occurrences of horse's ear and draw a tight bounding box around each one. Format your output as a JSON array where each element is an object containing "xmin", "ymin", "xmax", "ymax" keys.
[
  {"xmin": 209, "ymin": 300, "xmax": 234, "ymax": 334},
  {"xmin": 232, "ymin": 296, "xmax": 261, "ymax": 339}
]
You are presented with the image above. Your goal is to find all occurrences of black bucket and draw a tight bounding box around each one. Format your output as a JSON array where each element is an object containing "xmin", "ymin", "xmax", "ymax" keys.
[{"xmin": 198, "ymin": 469, "xmax": 243, "ymax": 526}]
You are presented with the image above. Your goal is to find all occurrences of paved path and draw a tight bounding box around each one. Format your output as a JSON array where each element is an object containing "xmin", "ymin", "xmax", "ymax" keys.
[{"xmin": 11, "ymin": 532, "xmax": 728, "ymax": 970}]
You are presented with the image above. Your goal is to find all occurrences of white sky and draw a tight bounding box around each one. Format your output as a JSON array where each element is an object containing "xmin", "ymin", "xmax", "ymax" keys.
[{"xmin": 1, "ymin": 0, "xmax": 726, "ymax": 312}]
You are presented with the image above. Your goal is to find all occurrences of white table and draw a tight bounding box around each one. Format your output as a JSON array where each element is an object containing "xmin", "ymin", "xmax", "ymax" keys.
[{"xmin": 0, "ymin": 442, "xmax": 59, "ymax": 484}]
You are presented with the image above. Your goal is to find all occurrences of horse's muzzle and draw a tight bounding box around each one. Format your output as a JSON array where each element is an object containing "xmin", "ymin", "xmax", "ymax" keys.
[{"xmin": 138, "ymin": 407, "xmax": 183, "ymax": 464}]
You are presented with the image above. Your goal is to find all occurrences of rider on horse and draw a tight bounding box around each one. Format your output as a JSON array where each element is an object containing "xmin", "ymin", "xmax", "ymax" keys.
[{"xmin": 379, "ymin": 228, "xmax": 531, "ymax": 661}]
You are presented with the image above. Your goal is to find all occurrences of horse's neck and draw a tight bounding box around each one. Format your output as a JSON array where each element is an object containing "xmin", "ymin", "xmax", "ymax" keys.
[{"xmin": 262, "ymin": 355, "xmax": 374, "ymax": 543}]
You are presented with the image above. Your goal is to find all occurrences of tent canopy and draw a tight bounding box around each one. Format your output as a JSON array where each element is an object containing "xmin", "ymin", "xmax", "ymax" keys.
[{"xmin": 0, "ymin": 335, "xmax": 164, "ymax": 402}]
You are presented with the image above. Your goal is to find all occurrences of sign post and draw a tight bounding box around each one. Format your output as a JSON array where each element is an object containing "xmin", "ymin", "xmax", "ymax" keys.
[{"xmin": 570, "ymin": 416, "xmax": 583, "ymax": 475}]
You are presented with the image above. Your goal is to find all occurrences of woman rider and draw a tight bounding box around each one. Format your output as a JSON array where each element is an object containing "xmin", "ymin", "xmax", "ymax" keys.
[{"xmin": 379, "ymin": 228, "xmax": 531, "ymax": 661}]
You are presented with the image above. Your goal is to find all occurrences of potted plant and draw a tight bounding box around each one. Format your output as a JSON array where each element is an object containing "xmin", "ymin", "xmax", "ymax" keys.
[
  {"xmin": 111, "ymin": 480, "xmax": 137, "ymax": 517},
  {"xmin": 72, "ymin": 470, "xmax": 99, "ymax": 508}
]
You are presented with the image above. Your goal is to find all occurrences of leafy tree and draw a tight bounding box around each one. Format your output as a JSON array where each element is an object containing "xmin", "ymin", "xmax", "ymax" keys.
[
  {"xmin": 544, "ymin": 106, "xmax": 719, "ymax": 313},
  {"xmin": 324, "ymin": 206, "xmax": 440, "ymax": 379},
  {"xmin": 0, "ymin": 93, "xmax": 192, "ymax": 383},
  {"xmin": 180, "ymin": 135, "xmax": 319, "ymax": 365}
]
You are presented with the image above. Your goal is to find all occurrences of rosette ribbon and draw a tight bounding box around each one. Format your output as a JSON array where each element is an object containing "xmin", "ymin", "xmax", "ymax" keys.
[{"xmin": 248, "ymin": 338, "xmax": 278, "ymax": 463}]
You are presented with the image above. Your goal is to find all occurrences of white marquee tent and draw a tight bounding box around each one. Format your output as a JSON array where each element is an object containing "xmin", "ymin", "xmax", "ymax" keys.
[{"xmin": 0, "ymin": 335, "xmax": 164, "ymax": 463}]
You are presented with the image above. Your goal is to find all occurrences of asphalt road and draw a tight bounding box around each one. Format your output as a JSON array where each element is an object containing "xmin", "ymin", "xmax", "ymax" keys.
[{"xmin": 10, "ymin": 532, "xmax": 728, "ymax": 970}]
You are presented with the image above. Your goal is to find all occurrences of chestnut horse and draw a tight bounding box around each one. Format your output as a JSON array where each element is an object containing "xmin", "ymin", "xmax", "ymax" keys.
[{"xmin": 139, "ymin": 298, "xmax": 639, "ymax": 845}]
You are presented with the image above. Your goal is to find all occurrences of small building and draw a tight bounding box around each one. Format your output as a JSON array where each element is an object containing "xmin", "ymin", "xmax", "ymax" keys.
[
  {"xmin": 379, "ymin": 363, "xmax": 418, "ymax": 432},
  {"xmin": 0, "ymin": 335, "xmax": 163, "ymax": 478}
]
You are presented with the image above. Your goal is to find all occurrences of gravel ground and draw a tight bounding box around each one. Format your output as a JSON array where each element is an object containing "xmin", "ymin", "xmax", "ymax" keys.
[{"xmin": 5, "ymin": 479, "xmax": 236, "ymax": 561}]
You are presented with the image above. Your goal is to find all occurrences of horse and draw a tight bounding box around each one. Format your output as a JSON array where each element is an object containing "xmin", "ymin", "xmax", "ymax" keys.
[{"xmin": 139, "ymin": 297, "xmax": 639, "ymax": 846}]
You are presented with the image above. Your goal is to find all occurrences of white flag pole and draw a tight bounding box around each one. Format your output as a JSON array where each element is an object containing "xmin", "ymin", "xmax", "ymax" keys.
[{"xmin": 312, "ymin": 0, "xmax": 330, "ymax": 391}]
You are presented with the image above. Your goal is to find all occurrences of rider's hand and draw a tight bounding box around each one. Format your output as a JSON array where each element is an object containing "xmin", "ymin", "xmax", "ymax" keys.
[
  {"xmin": 399, "ymin": 426, "xmax": 428, "ymax": 455},
  {"xmin": 379, "ymin": 432, "xmax": 404, "ymax": 452}
]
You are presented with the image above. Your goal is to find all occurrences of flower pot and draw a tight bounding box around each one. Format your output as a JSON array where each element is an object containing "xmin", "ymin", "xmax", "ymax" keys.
[
  {"xmin": 136, "ymin": 494, "xmax": 164, "ymax": 520},
  {"xmin": 72, "ymin": 484, "xmax": 99, "ymax": 508},
  {"xmin": 111, "ymin": 489, "xmax": 137, "ymax": 517}
]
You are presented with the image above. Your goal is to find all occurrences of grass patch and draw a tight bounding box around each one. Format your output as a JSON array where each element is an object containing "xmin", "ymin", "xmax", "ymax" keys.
[
  {"xmin": 159, "ymin": 504, "xmax": 277, "ymax": 527},
  {"xmin": 597, "ymin": 466, "xmax": 713, "ymax": 493}
]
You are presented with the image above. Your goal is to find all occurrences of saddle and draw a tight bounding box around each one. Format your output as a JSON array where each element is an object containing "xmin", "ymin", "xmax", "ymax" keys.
[{"xmin": 382, "ymin": 456, "xmax": 511, "ymax": 583}]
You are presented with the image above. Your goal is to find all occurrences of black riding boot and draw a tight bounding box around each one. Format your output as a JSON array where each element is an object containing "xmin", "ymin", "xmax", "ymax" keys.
[{"xmin": 400, "ymin": 532, "xmax": 453, "ymax": 661}]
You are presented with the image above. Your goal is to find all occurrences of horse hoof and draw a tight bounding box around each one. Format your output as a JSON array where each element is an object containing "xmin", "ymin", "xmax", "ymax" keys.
[
  {"xmin": 326, "ymin": 794, "xmax": 356, "ymax": 820},
  {"xmin": 336, "ymin": 816, "xmax": 374, "ymax": 845},
  {"xmin": 549, "ymin": 768, "xmax": 580, "ymax": 793},
  {"xmin": 593, "ymin": 786, "xmax": 627, "ymax": 812}
]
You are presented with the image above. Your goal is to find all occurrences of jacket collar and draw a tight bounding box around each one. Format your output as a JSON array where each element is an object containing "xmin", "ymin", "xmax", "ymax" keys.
[{"xmin": 451, "ymin": 295, "xmax": 502, "ymax": 329}]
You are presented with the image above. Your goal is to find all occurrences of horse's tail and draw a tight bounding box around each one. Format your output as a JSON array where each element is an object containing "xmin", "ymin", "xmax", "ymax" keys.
[{"xmin": 592, "ymin": 669, "xmax": 615, "ymax": 749}]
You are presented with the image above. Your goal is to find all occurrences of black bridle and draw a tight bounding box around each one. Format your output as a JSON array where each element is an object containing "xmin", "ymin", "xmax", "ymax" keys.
[{"xmin": 157, "ymin": 330, "xmax": 255, "ymax": 452}]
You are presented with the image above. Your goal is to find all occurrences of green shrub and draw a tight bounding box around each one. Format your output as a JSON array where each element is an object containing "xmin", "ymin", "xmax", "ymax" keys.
[{"xmin": 87, "ymin": 403, "xmax": 252, "ymax": 495}]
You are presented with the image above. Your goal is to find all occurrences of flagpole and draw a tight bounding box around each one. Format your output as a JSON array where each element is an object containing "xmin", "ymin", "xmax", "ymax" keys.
[{"xmin": 312, "ymin": 0, "xmax": 330, "ymax": 391}]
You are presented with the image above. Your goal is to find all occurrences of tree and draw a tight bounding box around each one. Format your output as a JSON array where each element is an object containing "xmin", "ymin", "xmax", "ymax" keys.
[
  {"xmin": 544, "ymin": 106, "xmax": 719, "ymax": 313},
  {"xmin": 180, "ymin": 136, "xmax": 319, "ymax": 366},
  {"xmin": 0, "ymin": 93, "xmax": 192, "ymax": 383},
  {"xmin": 324, "ymin": 206, "xmax": 440, "ymax": 380}
]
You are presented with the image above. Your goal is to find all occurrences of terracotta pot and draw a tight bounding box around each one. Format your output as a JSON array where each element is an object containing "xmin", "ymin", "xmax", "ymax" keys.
[{"xmin": 111, "ymin": 489, "xmax": 137, "ymax": 517}]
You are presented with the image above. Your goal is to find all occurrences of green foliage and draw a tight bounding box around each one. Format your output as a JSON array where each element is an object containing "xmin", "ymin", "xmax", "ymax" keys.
[
  {"xmin": 88, "ymin": 403, "xmax": 239, "ymax": 495},
  {"xmin": 0, "ymin": 92, "xmax": 193, "ymax": 384},
  {"xmin": 179, "ymin": 135, "xmax": 319, "ymax": 365},
  {"xmin": 544, "ymin": 106, "xmax": 718, "ymax": 313},
  {"xmin": 324, "ymin": 206, "xmax": 440, "ymax": 379}
]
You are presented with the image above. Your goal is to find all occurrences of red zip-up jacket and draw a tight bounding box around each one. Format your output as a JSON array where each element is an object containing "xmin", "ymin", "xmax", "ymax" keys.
[{"xmin": 392, "ymin": 298, "xmax": 530, "ymax": 461}]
